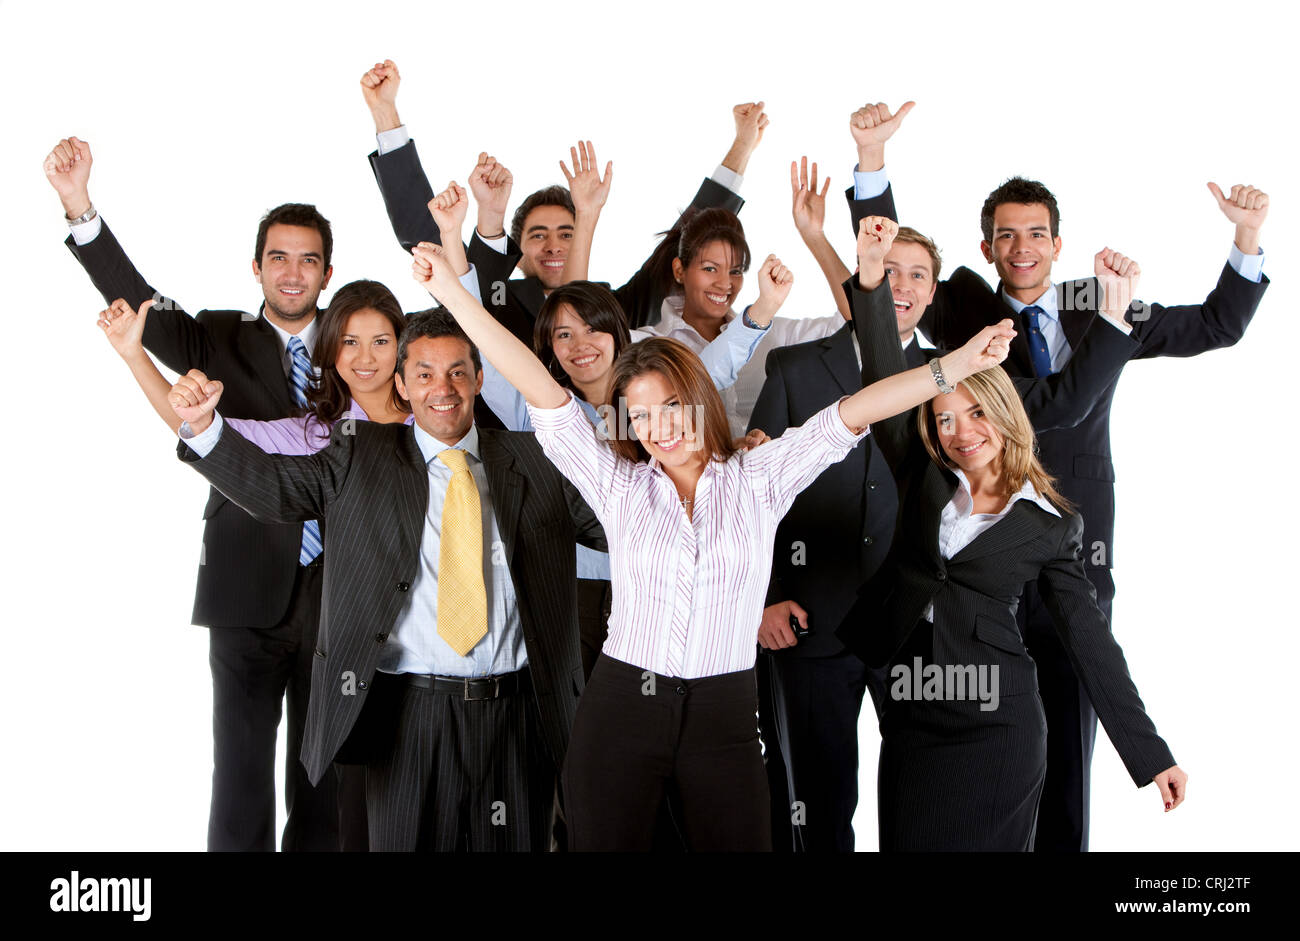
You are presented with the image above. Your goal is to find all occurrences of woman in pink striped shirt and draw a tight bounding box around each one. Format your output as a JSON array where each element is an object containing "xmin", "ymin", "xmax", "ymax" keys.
[{"xmin": 412, "ymin": 240, "xmax": 1015, "ymax": 851}]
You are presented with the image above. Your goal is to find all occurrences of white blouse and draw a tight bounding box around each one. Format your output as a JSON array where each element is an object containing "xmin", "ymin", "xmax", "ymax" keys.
[{"xmin": 528, "ymin": 393, "xmax": 867, "ymax": 678}]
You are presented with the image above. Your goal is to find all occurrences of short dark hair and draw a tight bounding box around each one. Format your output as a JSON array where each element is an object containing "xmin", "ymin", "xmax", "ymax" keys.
[
  {"xmin": 979, "ymin": 177, "xmax": 1060, "ymax": 242},
  {"xmin": 509, "ymin": 185, "xmax": 575, "ymax": 244},
  {"xmin": 254, "ymin": 203, "xmax": 334, "ymax": 269},
  {"xmin": 397, "ymin": 308, "xmax": 482, "ymax": 377},
  {"xmin": 534, "ymin": 281, "xmax": 633, "ymax": 390}
]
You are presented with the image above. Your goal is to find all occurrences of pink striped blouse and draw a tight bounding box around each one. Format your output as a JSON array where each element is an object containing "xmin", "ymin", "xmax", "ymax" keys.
[{"xmin": 528, "ymin": 393, "xmax": 868, "ymax": 678}]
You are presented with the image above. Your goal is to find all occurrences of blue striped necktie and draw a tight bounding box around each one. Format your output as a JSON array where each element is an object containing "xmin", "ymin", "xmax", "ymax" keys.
[
  {"xmin": 287, "ymin": 336, "xmax": 323, "ymax": 565},
  {"xmin": 1022, "ymin": 305, "xmax": 1055, "ymax": 378}
]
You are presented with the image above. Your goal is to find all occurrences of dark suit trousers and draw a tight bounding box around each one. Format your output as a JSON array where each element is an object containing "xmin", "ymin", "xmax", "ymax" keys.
[
  {"xmin": 564, "ymin": 654, "xmax": 771, "ymax": 852},
  {"xmin": 206, "ymin": 560, "xmax": 343, "ymax": 851},
  {"xmin": 363, "ymin": 669, "xmax": 555, "ymax": 852},
  {"xmin": 766, "ymin": 651, "xmax": 873, "ymax": 852},
  {"xmin": 1020, "ymin": 569, "xmax": 1112, "ymax": 853}
]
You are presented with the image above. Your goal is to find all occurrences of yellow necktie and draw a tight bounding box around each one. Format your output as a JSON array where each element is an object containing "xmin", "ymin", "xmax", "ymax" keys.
[{"xmin": 436, "ymin": 448, "xmax": 488, "ymax": 656}]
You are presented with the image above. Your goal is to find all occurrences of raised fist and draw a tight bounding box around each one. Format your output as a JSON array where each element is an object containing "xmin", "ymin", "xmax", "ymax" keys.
[
  {"xmin": 954, "ymin": 319, "xmax": 1017, "ymax": 376},
  {"xmin": 43, "ymin": 136, "xmax": 93, "ymax": 216},
  {"xmin": 1094, "ymin": 247, "xmax": 1141, "ymax": 320},
  {"xmin": 170, "ymin": 369, "xmax": 224, "ymax": 430},
  {"xmin": 756, "ymin": 254, "xmax": 794, "ymax": 309},
  {"xmin": 468, "ymin": 152, "xmax": 513, "ymax": 221},
  {"xmin": 732, "ymin": 101, "xmax": 770, "ymax": 151},
  {"xmin": 411, "ymin": 241, "xmax": 462, "ymax": 297},
  {"xmin": 857, "ymin": 215, "xmax": 899, "ymax": 276},
  {"xmin": 360, "ymin": 59, "xmax": 400, "ymax": 111},
  {"xmin": 428, "ymin": 182, "xmax": 469, "ymax": 234}
]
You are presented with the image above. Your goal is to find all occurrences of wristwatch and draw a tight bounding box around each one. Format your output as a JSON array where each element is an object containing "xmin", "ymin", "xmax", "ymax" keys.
[
  {"xmin": 929, "ymin": 357, "xmax": 954, "ymax": 394},
  {"xmin": 65, "ymin": 203, "xmax": 97, "ymax": 226},
  {"xmin": 741, "ymin": 305, "xmax": 771, "ymax": 331}
]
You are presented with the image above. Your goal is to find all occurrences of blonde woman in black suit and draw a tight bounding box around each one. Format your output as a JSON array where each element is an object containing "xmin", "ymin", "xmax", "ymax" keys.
[{"xmin": 838, "ymin": 217, "xmax": 1187, "ymax": 852}]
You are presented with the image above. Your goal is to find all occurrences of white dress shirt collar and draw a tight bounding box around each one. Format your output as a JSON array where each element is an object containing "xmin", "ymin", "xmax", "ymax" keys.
[
  {"xmin": 950, "ymin": 467, "xmax": 1061, "ymax": 520},
  {"xmin": 999, "ymin": 281, "xmax": 1060, "ymax": 325},
  {"xmin": 412, "ymin": 421, "xmax": 482, "ymax": 465},
  {"xmin": 263, "ymin": 306, "xmax": 320, "ymax": 358}
]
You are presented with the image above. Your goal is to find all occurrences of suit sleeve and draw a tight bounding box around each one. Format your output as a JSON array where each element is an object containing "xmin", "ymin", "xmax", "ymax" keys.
[
  {"xmin": 368, "ymin": 139, "xmax": 441, "ymax": 252},
  {"xmin": 1130, "ymin": 262, "xmax": 1269, "ymax": 359},
  {"xmin": 178, "ymin": 417, "xmax": 353, "ymax": 523},
  {"xmin": 748, "ymin": 349, "xmax": 795, "ymax": 608},
  {"xmin": 846, "ymin": 274, "xmax": 925, "ymax": 477},
  {"xmin": 1013, "ymin": 316, "xmax": 1139, "ymax": 432},
  {"xmin": 563, "ymin": 479, "xmax": 608, "ymax": 554},
  {"xmin": 1037, "ymin": 513, "xmax": 1177, "ymax": 787},
  {"xmin": 614, "ymin": 177, "xmax": 745, "ymax": 330},
  {"xmin": 845, "ymin": 182, "xmax": 899, "ymax": 234},
  {"xmin": 65, "ymin": 218, "xmax": 214, "ymax": 374}
]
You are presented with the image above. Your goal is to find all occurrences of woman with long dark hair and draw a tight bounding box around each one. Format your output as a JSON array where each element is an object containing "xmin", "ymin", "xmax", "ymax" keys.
[
  {"xmin": 837, "ymin": 217, "xmax": 1187, "ymax": 851},
  {"xmin": 410, "ymin": 237, "xmax": 1015, "ymax": 850}
]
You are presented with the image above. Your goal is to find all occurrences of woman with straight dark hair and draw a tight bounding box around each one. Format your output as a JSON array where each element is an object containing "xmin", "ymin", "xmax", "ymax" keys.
[
  {"xmin": 410, "ymin": 238, "xmax": 1015, "ymax": 851},
  {"xmin": 837, "ymin": 217, "xmax": 1187, "ymax": 851}
]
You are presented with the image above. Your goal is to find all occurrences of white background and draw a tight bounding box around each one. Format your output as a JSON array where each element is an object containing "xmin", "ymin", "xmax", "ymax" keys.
[{"xmin": 0, "ymin": 0, "xmax": 1294, "ymax": 851}]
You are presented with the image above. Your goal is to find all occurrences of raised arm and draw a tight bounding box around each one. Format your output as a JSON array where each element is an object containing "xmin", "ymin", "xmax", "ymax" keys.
[
  {"xmin": 845, "ymin": 217, "xmax": 1013, "ymax": 468},
  {"xmin": 613, "ymin": 102, "xmax": 763, "ymax": 328},
  {"xmin": 170, "ymin": 371, "xmax": 348, "ymax": 523},
  {"xmin": 1015, "ymin": 249, "xmax": 1142, "ymax": 431},
  {"xmin": 46, "ymin": 136, "xmax": 215, "ymax": 372},
  {"xmin": 411, "ymin": 243, "xmax": 567, "ymax": 410},
  {"xmin": 362, "ymin": 60, "xmax": 442, "ymax": 252},
  {"xmin": 843, "ymin": 100, "xmax": 911, "ymax": 235},
  {"xmin": 790, "ymin": 156, "xmax": 851, "ymax": 320},
  {"xmin": 1130, "ymin": 182, "xmax": 1270, "ymax": 358},
  {"xmin": 99, "ymin": 298, "xmax": 183, "ymax": 432},
  {"xmin": 558, "ymin": 140, "xmax": 613, "ymax": 285}
]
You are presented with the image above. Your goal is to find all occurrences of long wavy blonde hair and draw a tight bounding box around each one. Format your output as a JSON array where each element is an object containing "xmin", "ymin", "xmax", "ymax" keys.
[{"xmin": 917, "ymin": 364, "xmax": 1071, "ymax": 512}]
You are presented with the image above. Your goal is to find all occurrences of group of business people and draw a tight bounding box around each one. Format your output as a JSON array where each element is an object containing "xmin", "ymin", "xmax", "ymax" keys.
[{"xmin": 44, "ymin": 60, "xmax": 1269, "ymax": 852}]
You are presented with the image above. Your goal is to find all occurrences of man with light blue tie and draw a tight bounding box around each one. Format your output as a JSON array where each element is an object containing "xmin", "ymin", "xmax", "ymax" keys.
[
  {"xmin": 843, "ymin": 100, "xmax": 1271, "ymax": 851},
  {"xmin": 45, "ymin": 132, "xmax": 346, "ymax": 852}
]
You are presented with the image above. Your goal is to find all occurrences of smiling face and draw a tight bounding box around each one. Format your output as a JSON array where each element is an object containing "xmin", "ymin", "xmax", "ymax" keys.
[
  {"xmin": 884, "ymin": 240, "xmax": 937, "ymax": 342},
  {"xmin": 394, "ymin": 335, "xmax": 482, "ymax": 444},
  {"xmin": 931, "ymin": 384, "xmax": 1006, "ymax": 479},
  {"xmin": 549, "ymin": 303, "xmax": 617, "ymax": 390},
  {"xmin": 980, "ymin": 202, "xmax": 1061, "ymax": 304},
  {"xmin": 624, "ymin": 369, "xmax": 706, "ymax": 471},
  {"xmin": 335, "ymin": 308, "xmax": 398, "ymax": 399},
  {"xmin": 518, "ymin": 205, "xmax": 575, "ymax": 290},
  {"xmin": 253, "ymin": 223, "xmax": 332, "ymax": 323},
  {"xmin": 672, "ymin": 239, "xmax": 745, "ymax": 324}
]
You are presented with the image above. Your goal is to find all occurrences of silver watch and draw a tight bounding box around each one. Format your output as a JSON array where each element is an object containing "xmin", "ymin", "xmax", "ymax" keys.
[
  {"xmin": 65, "ymin": 203, "xmax": 97, "ymax": 226},
  {"xmin": 929, "ymin": 358, "xmax": 954, "ymax": 394}
]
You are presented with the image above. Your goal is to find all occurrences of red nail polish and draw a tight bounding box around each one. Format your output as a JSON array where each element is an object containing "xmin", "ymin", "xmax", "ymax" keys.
[
  {"xmin": 1165, "ymin": 802, "xmax": 1171, "ymax": 810},
  {"xmin": 875, "ymin": 224, "xmax": 883, "ymax": 232}
]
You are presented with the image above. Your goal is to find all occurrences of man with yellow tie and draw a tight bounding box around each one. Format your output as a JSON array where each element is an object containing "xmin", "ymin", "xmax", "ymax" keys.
[{"xmin": 169, "ymin": 309, "xmax": 606, "ymax": 851}]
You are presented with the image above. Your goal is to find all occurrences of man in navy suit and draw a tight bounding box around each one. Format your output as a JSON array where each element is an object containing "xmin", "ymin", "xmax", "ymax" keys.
[{"xmin": 841, "ymin": 99, "xmax": 1270, "ymax": 851}]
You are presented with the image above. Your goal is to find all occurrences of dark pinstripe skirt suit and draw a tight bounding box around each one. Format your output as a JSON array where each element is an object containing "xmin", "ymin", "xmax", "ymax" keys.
[{"xmin": 836, "ymin": 279, "xmax": 1176, "ymax": 851}]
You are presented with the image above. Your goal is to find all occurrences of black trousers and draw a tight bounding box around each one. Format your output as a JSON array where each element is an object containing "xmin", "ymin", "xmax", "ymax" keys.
[
  {"xmin": 563, "ymin": 654, "xmax": 771, "ymax": 852},
  {"xmin": 206, "ymin": 560, "xmax": 345, "ymax": 852},
  {"xmin": 1019, "ymin": 569, "xmax": 1112, "ymax": 852},
  {"xmin": 765, "ymin": 651, "xmax": 874, "ymax": 852},
  {"xmin": 363, "ymin": 669, "xmax": 555, "ymax": 852},
  {"xmin": 575, "ymin": 578, "xmax": 613, "ymax": 683}
]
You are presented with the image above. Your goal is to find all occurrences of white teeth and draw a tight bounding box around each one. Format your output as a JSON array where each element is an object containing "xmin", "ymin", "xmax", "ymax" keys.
[
  {"xmin": 572, "ymin": 355, "xmax": 598, "ymax": 367},
  {"xmin": 705, "ymin": 293, "xmax": 729, "ymax": 304},
  {"xmin": 1011, "ymin": 262, "xmax": 1034, "ymax": 269},
  {"xmin": 542, "ymin": 261, "xmax": 565, "ymax": 268},
  {"xmin": 957, "ymin": 441, "xmax": 984, "ymax": 454},
  {"xmin": 430, "ymin": 404, "xmax": 456, "ymax": 411},
  {"xmin": 895, "ymin": 301, "xmax": 911, "ymax": 310},
  {"xmin": 657, "ymin": 435, "xmax": 682, "ymax": 450}
]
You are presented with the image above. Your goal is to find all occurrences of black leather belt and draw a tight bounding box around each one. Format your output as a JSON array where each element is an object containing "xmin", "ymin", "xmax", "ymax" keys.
[{"xmin": 400, "ymin": 668, "xmax": 525, "ymax": 700}]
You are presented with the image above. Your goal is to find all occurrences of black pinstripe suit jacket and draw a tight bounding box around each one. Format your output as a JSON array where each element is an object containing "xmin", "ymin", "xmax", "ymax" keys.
[
  {"xmin": 835, "ymin": 278, "xmax": 1175, "ymax": 788},
  {"xmin": 179, "ymin": 417, "xmax": 606, "ymax": 785}
]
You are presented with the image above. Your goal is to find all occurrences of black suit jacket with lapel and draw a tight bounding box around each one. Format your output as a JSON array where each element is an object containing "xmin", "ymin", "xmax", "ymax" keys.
[
  {"xmin": 836, "ymin": 277, "xmax": 1175, "ymax": 789},
  {"xmin": 178, "ymin": 418, "xmax": 606, "ymax": 785},
  {"xmin": 368, "ymin": 138, "xmax": 744, "ymax": 332},
  {"xmin": 747, "ymin": 323, "xmax": 924, "ymax": 657},
  {"xmin": 66, "ymin": 220, "xmax": 305, "ymax": 628},
  {"xmin": 848, "ymin": 184, "xmax": 1269, "ymax": 578}
]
